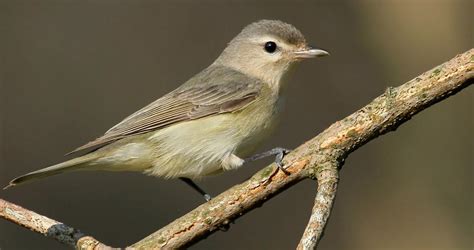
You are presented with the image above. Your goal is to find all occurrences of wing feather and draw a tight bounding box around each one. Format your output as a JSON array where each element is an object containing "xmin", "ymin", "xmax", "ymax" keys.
[{"xmin": 68, "ymin": 80, "xmax": 261, "ymax": 154}]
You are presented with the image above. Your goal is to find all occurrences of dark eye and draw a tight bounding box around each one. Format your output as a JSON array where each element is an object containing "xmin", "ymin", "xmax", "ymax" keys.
[{"xmin": 264, "ymin": 41, "xmax": 277, "ymax": 53}]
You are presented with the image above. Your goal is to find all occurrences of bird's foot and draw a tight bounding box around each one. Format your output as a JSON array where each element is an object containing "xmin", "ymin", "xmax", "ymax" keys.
[{"xmin": 245, "ymin": 147, "xmax": 291, "ymax": 174}]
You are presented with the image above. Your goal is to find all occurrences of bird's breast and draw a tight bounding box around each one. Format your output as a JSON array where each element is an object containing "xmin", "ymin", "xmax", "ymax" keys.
[{"xmin": 232, "ymin": 92, "xmax": 284, "ymax": 157}]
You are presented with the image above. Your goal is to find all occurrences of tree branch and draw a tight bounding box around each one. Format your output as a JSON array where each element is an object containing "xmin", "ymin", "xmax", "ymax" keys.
[
  {"xmin": 1, "ymin": 49, "xmax": 472, "ymax": 249},
  {"xmin": 131, "ymin": 50, "xmax": 473, "ymax": 249},
  {"xmin": 297, "ymin": 164, "xmax": 339, "ymax": 249},
  {"xmin": 0, "ymin": 198, "xmax": 113, "ymax": 250}
]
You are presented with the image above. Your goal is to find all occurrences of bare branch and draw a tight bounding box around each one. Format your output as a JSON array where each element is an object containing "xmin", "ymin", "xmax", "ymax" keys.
[
  {"xmin": 1, "ymin": 49, "xmax": 472, "ymax": 249},
  {"xmin": 131, "ymin": 50, "xmax": 473, "ymax": 249},
  {"xmin": 0, "ymin": 198, "xmax": 113, "ymax": 250}
]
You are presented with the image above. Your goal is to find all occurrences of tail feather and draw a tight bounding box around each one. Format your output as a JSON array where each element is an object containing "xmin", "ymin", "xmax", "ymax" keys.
[{"xmin": 4, "ymin": 154, "xmax": 96, "ymax": 190}]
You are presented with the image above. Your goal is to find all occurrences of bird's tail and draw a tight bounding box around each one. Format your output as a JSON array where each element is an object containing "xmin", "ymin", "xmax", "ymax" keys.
[{"xmin": 3, "ymin": 154, "xmax": 97, "ymax": 190}]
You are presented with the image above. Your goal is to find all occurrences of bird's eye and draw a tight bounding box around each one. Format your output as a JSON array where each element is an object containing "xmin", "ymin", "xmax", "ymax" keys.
[{"xmin": 264, "ymin": 41, "xmax": 277, "ymax": 53}]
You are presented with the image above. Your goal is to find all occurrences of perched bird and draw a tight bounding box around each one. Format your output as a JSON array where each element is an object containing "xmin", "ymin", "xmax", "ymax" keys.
[{"xmin": 4, "ymin": 20, "xmax": 329, "ymax": 200}]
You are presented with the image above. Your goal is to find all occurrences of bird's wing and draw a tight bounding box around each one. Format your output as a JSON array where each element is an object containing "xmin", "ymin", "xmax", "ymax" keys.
[{"xmin": 68, "ymin": 81, "xmax": 261, "ymax": 154}]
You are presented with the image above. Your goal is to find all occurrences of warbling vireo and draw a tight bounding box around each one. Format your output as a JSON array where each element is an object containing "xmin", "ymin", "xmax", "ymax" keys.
[{"xmin": 4, "ymin": 20, "xmax": 329, "ymax": 200}]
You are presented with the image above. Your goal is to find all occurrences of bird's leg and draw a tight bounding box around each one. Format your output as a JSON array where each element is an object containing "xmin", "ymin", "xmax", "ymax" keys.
[
  {"xmin": 244, "ymin": 147, "xmax": 291, "ymax": 174},
  {"xmin": 179, "ymin": 177, "xmax": 212, "ymax": 202}
]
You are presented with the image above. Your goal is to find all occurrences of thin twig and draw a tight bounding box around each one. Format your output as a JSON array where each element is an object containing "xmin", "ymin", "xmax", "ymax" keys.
[
  {"xmin": 297, "ymin": 165, "xmax": 339, "ymax": 249},
  {"xmin": 0, "ymin": 198, "xmax": 113, "ymax": 250}
]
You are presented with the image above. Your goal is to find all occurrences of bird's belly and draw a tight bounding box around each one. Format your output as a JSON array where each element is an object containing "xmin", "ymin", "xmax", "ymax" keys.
[
  {"xmin": 144, "ymin": 114, "xmax": 246, "ymax": 178},
  {"xmin": 143, "ymin": 104, "xmax": 280, "ymax": 179}
]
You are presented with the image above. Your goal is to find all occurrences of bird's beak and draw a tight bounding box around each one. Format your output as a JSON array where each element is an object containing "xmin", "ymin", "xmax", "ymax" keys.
[{"xmin": 293, "ymin": 46, "xmax": 330, "ymax": 59}]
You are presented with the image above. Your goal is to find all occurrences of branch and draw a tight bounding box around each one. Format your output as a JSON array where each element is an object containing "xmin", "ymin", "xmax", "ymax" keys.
[
  {"xmin": 0, "ymin": 198, "xmax": 112, "ymax": 250},
  {"xmin": 1, "ymin": 49, "xmax": 472, "ymax": 249},
  {"xmin": 131, "ymin": 50, "xmax": 473, "ymax": 249},
  {"xmin": 297, "ymin": 164, "xmax": 338, "ymax": 249}
]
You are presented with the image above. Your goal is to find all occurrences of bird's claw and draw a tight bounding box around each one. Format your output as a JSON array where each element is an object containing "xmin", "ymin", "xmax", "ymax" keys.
[
  {"xmin": 274, "ymin": 147, "xmax": 291, "ymax": 174},
  {"xmin": 204, "ymin": 194, "xmax": 212, "ymax": 202}
]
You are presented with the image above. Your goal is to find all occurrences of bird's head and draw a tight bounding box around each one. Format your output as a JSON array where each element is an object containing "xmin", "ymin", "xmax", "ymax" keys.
[{"xmin": 215, "ymin": 20, "xmax": 329, "ymax": 85}]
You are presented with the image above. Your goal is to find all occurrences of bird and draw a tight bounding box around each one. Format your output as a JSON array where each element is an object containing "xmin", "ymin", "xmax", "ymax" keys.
[{"xmin": 4, "ymin": 20, "xmax": 329, "ymax": 200}]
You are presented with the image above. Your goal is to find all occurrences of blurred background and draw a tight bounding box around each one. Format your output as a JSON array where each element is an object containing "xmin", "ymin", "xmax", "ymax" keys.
[{"xmin": 0, "ymin": 0, "xmax": 472, "ymax": 249}]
